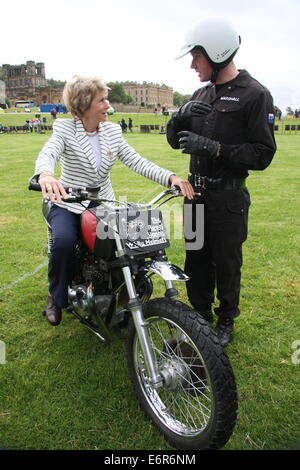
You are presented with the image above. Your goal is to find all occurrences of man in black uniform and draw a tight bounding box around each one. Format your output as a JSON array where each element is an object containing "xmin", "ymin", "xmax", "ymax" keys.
[{"xmin": 167, "ymin": 18, "xmax": 276, "ymax": 346}]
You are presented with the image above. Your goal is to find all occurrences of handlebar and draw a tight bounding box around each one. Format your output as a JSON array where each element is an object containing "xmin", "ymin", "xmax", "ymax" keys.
[
  {"xmin": 28, "ymin": 176, "xmax": 183, "ymax": 210},
  {"xmin": 29, "ymin": 176, "xmax": 101, "ymax": 197}
]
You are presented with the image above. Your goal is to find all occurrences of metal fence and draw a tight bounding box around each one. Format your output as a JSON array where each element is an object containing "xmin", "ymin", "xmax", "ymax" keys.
[
  {"xmin": 1, "ymin": 121, "xmax": 300, "ymax": 135},
  {"xmin": 274, "ymin": 122, "xmax": 300, "ymax": 134}
]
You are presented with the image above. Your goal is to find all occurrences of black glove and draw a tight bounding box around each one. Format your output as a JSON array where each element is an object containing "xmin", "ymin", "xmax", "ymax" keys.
[
  {"xmin": 177, "ymin": 100, "xmax": 212, "ymax": 122},
  {"xmin": 178, "ymin": 131, "xmax": 220, "ymax": 158}
]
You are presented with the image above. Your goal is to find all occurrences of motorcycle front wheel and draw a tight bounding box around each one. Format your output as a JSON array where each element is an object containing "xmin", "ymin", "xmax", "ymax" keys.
[{"xmin": 126, "ymin": 298, "xmax": 237, "ymax": 450}]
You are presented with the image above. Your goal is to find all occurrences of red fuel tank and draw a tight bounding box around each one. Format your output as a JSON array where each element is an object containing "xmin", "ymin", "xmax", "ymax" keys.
[{"xmin": 81, "ymin": 209, "xmax": 97, "ymax": 251}]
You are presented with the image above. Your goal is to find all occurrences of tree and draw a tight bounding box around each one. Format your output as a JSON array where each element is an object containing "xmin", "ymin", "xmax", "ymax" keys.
[
  {"xmin": 47, "ymin": 78, "xmax": 66, "ymax": 87},
  {"xmin": 173, "ymin": 91, "xmax": 192, "ymax": 107},
  {"xmin": 107, "ymin": 82, "xmax": 133, "ymax": 104}
]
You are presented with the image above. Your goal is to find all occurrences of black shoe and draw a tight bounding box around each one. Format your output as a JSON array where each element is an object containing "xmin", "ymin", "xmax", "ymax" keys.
[{"xmin": 215, "ymin": 317, "xmax": 234, "ymax": 347}]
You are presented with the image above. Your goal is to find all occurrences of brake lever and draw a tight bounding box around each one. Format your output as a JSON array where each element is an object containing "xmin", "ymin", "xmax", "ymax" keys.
[{"xmin": 170, "ymin": 185, "xmax": 182, "ymax": 195}]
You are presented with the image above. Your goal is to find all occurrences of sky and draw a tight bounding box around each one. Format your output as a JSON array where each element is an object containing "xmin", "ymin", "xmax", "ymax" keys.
[{"xmin": 2, "ymin": 0, "xmax": 300, "ymax": 112}]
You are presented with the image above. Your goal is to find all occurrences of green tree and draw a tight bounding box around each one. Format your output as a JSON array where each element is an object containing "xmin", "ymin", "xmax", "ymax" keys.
[
  {"xmin": 173, "ymin": 91, "xmax": 192, "ymax": 107},
  {"xmin": 47, "ymin": 78, "xmax": 66, "ymax": 87},
  {"xmin": 107, "ymin": 82, "xmax": 133, "ymax": 104}
]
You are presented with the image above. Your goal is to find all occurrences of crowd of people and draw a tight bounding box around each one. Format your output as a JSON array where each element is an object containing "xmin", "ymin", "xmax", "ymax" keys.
[{"xmin": 25, "ymin": 116, "xmax": 48, "ymax": 132}]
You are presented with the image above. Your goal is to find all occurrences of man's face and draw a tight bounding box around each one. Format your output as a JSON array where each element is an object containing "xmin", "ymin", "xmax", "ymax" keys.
[{"xmin": 190, "ymin": 50, "xmax": 213, "ymax": 82}]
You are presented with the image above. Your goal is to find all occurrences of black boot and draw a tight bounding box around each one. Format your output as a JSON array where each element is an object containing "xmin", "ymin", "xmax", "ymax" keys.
[{"xmin": 215, "ymin": 317, "xmax": 234, "ymax": 347}]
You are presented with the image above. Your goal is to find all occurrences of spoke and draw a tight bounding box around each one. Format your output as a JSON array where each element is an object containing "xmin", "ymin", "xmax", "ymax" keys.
[
  {"xmin": 179, "ymin": 392, "xmax": 210, "ymax": 426},
  {"xmin": 160, "ymin": 385, "xmax": 207, "ymax": 430},
  {"xmin": 166, "ymin": 392, "xmax": 183, "ymax": 422},
  {"xmin": 175, "ymin": 369, "xmax": 211, "ymax": 402},
  {"xmin": 171, "ymin": 390, "xmax": 199, "ymax": 429},
  {"xmin": 149, "ymin": 320, "xmax": 169, "ymax": 352}
]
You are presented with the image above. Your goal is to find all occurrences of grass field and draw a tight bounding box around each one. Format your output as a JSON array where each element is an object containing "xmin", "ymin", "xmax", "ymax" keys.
[{"xmin": 0, "ymin": 120, "xmax": 299, "ymax": 450}]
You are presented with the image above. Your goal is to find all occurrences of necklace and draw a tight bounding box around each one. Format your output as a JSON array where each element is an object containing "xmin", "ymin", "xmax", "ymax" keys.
[{"xmin": 86, "ymin": 129, "xmax": 98, "ymax": 137}]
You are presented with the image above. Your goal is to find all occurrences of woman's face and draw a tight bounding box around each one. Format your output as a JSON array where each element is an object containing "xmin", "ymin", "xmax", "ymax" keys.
[{"xmin": 83, "ymin": 90, "xmax": 110, "ymax": 122}]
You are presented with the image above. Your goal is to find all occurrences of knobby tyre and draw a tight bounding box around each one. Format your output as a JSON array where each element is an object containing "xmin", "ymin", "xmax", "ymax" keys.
[{"xmin": 126, "ymin": 298, "xmax": 238, "ymax": 450}]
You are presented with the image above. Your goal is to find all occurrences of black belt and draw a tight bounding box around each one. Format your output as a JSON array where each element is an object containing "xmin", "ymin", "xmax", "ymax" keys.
[{"xmin": 188, "ymin": 174, "xmax": 246, "ymax": 190}]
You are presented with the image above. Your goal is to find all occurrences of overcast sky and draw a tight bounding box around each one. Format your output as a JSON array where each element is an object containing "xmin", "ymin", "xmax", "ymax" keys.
[{"xmin": 2, "ymin": 0, "xmax": 300, "ymax": 111}]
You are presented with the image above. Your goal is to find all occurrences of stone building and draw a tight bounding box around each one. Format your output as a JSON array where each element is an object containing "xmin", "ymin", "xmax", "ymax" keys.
[
  {"xmin": 2, "ymin": 61, "xmax": 47, "ymax": 103},
  {"xmin": 2, "ymin": 61, "xmax": 174, "ymax": 109},
  {"xmin": 2, "ymin": 60, "xmax": 64, "ymax": 106},
  {"xmin": 122, "ymin": 83, "xmax": 173, "ymax": 108},
  {"xmin": 34, "ymin": 86, "xmax": 64, "ymax": 106}
]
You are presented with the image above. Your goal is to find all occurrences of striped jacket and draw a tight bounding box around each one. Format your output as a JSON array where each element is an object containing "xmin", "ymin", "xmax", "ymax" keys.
[{"xmin": 34, "ymin": 118, "xmax": 173, "ymax": 214}]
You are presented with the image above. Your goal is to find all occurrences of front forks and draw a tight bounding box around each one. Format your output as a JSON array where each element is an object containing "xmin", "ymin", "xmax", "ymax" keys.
[{"xmin": 122, "ymin": 265, "xmax": 163, "ymax": 389}]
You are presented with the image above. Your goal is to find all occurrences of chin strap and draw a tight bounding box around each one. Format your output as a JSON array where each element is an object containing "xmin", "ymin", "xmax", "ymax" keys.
[{"xmin": 211, "ymin": 69, "xmax": 219, "ymax": 83}]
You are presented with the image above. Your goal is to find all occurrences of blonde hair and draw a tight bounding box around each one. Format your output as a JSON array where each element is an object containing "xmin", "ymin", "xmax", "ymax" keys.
[{"xmin": 63, "ymin": 75, "xmax": 109, "ymax": 118}]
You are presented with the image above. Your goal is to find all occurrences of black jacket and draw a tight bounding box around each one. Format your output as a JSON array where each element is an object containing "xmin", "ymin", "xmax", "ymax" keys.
[{"xmin": 167, "ymin": 70, "xmax": 277, "ymax": 179}]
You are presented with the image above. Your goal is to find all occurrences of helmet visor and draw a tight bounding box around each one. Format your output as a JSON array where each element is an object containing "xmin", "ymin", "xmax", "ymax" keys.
[{"xmin": 175, "ymin": 43, "xmax": 196, "ymax": 60}]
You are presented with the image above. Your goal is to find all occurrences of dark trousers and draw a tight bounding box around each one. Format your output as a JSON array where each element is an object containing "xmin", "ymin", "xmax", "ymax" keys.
[
  {"xmin": 184, "ymin": 188, "xmax": 251, "ymax": 319},
  {"xmin": 47, "ymin": 205, "xmax": 81, "ymax": 308}
]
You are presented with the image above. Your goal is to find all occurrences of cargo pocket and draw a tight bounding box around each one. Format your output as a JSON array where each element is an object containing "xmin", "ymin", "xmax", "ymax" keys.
[{"xmin": 226, "ymin": 190, "xmax": 251, "ymax": 244}]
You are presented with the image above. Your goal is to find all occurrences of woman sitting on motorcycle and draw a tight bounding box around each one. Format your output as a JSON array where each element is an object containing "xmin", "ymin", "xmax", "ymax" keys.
[{"xmin": 33, "ymin": 75, "xmax": 194, "ymax": 326}]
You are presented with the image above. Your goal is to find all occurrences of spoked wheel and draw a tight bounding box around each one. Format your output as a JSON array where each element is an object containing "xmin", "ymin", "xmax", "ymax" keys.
[{"xmin": 127, "ymin": 298, "xmax": 237, "ymax": 450}]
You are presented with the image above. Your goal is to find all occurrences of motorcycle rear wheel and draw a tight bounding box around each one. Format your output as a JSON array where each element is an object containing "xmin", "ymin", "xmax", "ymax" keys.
[{"xmin": 126, "ymin": 298, "xmax": 237, "ymax": 450}]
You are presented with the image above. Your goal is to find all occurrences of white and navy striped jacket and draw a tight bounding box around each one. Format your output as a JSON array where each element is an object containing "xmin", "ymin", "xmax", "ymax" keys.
[{"xmin": 35, "ymin": 118, "xmax": 173, "ymax": 214}]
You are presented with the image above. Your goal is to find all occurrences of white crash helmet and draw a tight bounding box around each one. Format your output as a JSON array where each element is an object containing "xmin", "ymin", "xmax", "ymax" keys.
[{"xmin": 176, "ymin": 18, "xmax": 241, "ymax": 69}]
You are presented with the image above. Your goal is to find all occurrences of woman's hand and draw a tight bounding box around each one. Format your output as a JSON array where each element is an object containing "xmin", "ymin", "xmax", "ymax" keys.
[
  {"xmin": 39, "ymin": 173, "xmax": 68, "ymax": 203},
  {"xmin": 169, "ymin": 174, "xmax": 194, "ymax": 200}
]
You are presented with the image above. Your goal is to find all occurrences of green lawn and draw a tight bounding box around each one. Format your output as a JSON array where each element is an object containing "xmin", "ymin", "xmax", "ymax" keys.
[{"xmin": 0, "ymin": 128, "xmax": 299, "ymax": 450}]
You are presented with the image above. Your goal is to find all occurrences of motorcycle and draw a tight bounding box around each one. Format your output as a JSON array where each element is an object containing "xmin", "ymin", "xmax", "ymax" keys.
[{"xmin": 29, "ymin": 177, "xmax": 237, "ymax": 450}]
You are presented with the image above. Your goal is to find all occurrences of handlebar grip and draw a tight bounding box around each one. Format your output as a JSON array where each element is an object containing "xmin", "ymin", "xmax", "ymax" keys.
[{"xmin": 28, "ymin": 176, "xmax": 41, "ymax": 191}]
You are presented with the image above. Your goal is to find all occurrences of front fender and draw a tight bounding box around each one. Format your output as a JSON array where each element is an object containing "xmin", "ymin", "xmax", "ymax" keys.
[{"xmin": 140, "ymin": 261, "xmax": 189, "ymax": 282}]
